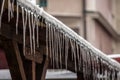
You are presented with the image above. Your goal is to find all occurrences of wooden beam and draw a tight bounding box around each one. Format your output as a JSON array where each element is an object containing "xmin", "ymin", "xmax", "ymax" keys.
[
  {"xmin": 77, "ymin": 72, "xmax": 84, "ymax": 80},
  {"xmin": 36, "ymin": 56, "xmax": 49, "ymax": 80},
  {"xmin": 1, "ymin": 39, "xmax": 26, "ymax": 80}
]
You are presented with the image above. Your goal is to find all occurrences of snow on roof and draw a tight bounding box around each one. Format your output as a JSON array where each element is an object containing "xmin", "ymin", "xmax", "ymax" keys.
[
  {"xmin": 108, "ymin": 54, "xmax": 120, "ymax": 58},
  {"xmin": 18, "ymin": 0, "xmax": 120, "ymax": 70}
]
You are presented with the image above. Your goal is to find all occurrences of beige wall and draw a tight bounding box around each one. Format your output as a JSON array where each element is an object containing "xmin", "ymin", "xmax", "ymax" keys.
[
  {"xmin": 86, "ymin": 15, "xmax": 113, "ymax": 54},
  {"xmin": 56, "ymin": 17, "xmax": 82, "ymax": 35},
  {"xmin": 86, "ymin": 0, "xmax": 96, "ymax": 11},
  {"xmin": 46, "ymin": 0, "xmax": 82, "ymax": 17},
  {"xmin": 115, "ymin": 0, "xmax": 120, "ymax": 34},
  {"xmin": 95, "ymin": 21, "xmax": 113, "ymax": 54},
  {"xmin": 96, "ymin": 0, "xmax": 115, "ymax": 27}
]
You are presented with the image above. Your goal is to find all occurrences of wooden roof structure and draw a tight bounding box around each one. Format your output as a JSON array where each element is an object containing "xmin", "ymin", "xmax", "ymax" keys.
[{"xmin": 0, "ymin": 0, "xmax": 120, "ymax": 80}]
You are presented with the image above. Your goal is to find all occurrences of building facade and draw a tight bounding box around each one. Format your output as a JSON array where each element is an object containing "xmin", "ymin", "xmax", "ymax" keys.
[{"xmin": 35, "ymin": 0, "xmax": 120, "ymax": 54}]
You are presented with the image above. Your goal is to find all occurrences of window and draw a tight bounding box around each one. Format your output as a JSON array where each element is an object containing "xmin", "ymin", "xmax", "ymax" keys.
[{"xmin": 39, "ymin": 0, "xmax": 47, "ymax": 7}]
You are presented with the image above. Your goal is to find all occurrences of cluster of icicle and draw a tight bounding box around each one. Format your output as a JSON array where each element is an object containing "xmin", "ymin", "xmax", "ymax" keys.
[
  {"xmin": 0, "ymin": 0, "xmax": 120, "ymax": 80},
  {"xmin": 46, "ymin": 23, "xmax": 120, "ymax": 80}
]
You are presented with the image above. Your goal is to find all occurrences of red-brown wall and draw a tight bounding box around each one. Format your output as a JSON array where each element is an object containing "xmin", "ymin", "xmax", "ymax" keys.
[{"xmin": 0, "ymin": 49, "xmax": 8, "ymax": 69}]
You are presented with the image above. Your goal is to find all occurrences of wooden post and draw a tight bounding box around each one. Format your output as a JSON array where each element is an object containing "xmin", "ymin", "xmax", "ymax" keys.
[
  {"xmin": 1, "ymin": 37, "xmax": 49, "ymax": 80},
  {"xmin": 1, "ymin": 39, "xmax": 27, "ymax": 80},
  {"xmin": 36, "ymin": 56, "xmax": 49, "ymax": 80},
  {"xmin": 77, "ymin": 72, "xmax": 84, "ymax": 80}
]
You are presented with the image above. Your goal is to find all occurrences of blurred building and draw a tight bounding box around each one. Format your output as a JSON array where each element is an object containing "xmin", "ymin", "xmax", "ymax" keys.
[{"xmin": 35, "ymin": 0, "xmax": 120, "ymax": 55}]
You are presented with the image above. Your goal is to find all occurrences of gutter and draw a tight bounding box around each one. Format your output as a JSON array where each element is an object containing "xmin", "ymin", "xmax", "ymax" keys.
[{"xmin": 82, "ymin": 0, "xmax": 87, "ymax": 40}]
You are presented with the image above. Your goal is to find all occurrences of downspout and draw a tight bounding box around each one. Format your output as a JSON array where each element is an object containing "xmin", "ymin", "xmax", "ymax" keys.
[{"xmin": 82, "ymin": 0, "xmax": 87, "ymax": 40}]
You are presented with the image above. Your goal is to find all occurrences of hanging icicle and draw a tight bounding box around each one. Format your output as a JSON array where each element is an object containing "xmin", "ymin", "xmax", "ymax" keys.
[
  {"xmin": 36, "ymin": 16, "xmax": 40, "ymax": 48},
  {"xmin": 16, "ymin": 2, "xmax": 19, "ymax": 34},
  {"xmin": 0, "ymin": 0, "xmax": 5, "ymax": 29},
  {"xmin": 31, "ymin": 13, "xmax": 36, "ymax": 55},
  {"xmin": 22, "ymin": 7, "xmax": 28, "ymax": 55},
  {"xmin": 28, "ymin": 10, "xmax": 33, "ymax": 55},
  {"xmin": 8, "ymin": 0, "xmax": 14, "ymax": 22}
]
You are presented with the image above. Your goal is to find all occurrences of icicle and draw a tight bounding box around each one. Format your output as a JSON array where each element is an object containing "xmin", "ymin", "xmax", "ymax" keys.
[
  {"xmin": 31, "ymin": 13, "xmax": 36, "ymax": 55},
  {"xmin": 76, "ymin": 43, "xmax": 80, "ymax": 71},
  {"xmin": 59, "ymin": 32, "xmax": 63, "ymax": 69},
  {"xmin": 28, "ymin": 11, "xmax": 33, "ymax": 55},
  {"xmin": 12, "ymin": 0, "xmax": 15, "ymax": 12},
  {"xmin": 74, "ymin": 41, "xmax": 77, "ymax": 72},
  {"xmin": 36, "ymin": 16, "xmax": 39, "ymax": 48},
  {"xmin": 8, "ymin": 0, "xmax": 14, "ymax": 22},
  {"xmin": 8, "ymin": 0, "xmax": 10, "ymax": 22},
  {"xmin": 46, "ymin": 21, "xmax": 48, "ymax": 57},
  {"xmin": 48, "ymin": 23, "xmax": 52, "ymax": 65},
  {"xmin": 70, "ymin": 39, "xmax": 77, "ymax": 72},
  {"xmin": 82, "ymin": 48, "xmax": 87, "ymax": 80},
  {"xmin": 22, "ymin": 7, "xmax": 25, "ymax": 55},
  {"xmin": 80, "ymin": 45, "xmax": 86, "ymax": 80},
  {"xmin": 0, "ymin": 0, "xmax": 5, "ymax": 29},
  {"xmin": 53, "ymin": 26, "xmax": 59, "ymax": 68},
  {"xmin": 78, "ymin": 44, "xmax": 82, "ymax": 71},
  {"xmin": 22, "ymin": 8, "xmax": 28, "ymax": 55},
  {"xmin": 51, "ymin": 25, "xmax": 55, "ymax": 69},
  {"xmin": 16, "ymin": 2, "xmax": 19, "ymax": 34},
  {"xmin": 89, "ymin": 50, "xmax": 94, "ymax": 80},
  {"xmin": 65, "ymin": 36, "xmax": 69, "ymax": 70},
  {"xmin": 55, "ymin": 27, "xmax": 60, "ymax": 69},
  {"xmin": 58, "ymin": 30, "xmax": 62, "ymax": 69}
]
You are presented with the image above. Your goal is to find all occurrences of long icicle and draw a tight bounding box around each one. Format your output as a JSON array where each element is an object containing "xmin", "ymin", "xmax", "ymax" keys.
[
  {"xmin": 12, "ymin": 0, "xmax": 15, "ymax": 12},
  {"xmin": 70, "ymin": 39, "xmax": 77, "ymax": 72},
  {"xmin": 28, "ymin": 11, "xmax": 33, "ymax": 55},
  {"xmin": 21, "ymin": 7, "xmax": 25, "ymax": 55},
  {"xmin": 55, "ymin": 27, "xmax": 59, "ymax": 68},
  {"xmin": 22, "ymin": 8, "xmax": 28, "ymax": 55},
  {"xmin": 65, "ymin": 36, "xmax": 69, "ymax": 70},
  {"xmin": 76, "ymin": 43, "xmax": 80, "ymax": 71},
  {"xmin": 8, "ymin": 0, "xmax": 10, "ymax": 22},
  {"xmin": 0, "ymin": 0, "xmax": 5, "ymax": 29},
  {"xmin": 8, "ymin": 0, "xmax": 14, "ymax": 22},
  {"xmin": 48, "ymin": 23, "xmax": 52, "ymax": 65},
  {"xmin": 46, "ymin": 21, "xmax": 49, "ymax": 57},
  {"xmin": 59, "ymin": 32, "xmax": 63, "ymax": 69},
  {"xmin": 16, "ymin": 2, "xmax": 19, "ymax": 34},
  {"xmin": 36, "ymin": 16, "xmax": 39, "ymax": 48},
  {"xmin": 31, "ymin": 13, "xmax": 36, "ymax": 55},
  {"xmin": 52, "ymin": 26, "xmax": 55, "ymax": 69}
]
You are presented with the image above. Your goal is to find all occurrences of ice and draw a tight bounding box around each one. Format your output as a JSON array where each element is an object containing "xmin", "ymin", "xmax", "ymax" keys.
[
  {"xmin": 0, "ymin": 0, "xmax": 5, "ymax": 29},
  {"xmin": 16, "ymin": 3, "xmax": 19, "ymax": 34},
  {"xmin": 22, "ymin": 7, "xmax": 28, "ymax": 55},
  {"xmin": 31, "ymin": 13, "xmax": 36, "ymax": 55},
  {"xmin": 28, "ymin": 11, "xmax": 33, "ymax": 55},
  {"xmin": 65, "ymin": 36, "xmax": 69, "ymax": 70},
  {"xmin": 36, "ymin": 16, "xmax": 39, "ymax": 48},
  {"xmin": 8, "ymin": 0, "xmax": 14, "ymax": 22}
]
